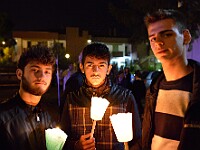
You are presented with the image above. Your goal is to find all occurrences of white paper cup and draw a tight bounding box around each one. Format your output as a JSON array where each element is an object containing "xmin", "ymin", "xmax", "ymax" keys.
[
  {"xmin": 90, "ymin": 97, "xmax": 110, "ymax": 120},
  {"xmin": 45, "ymin": 128, "xmax": 68, "ymax": 150},
  {"xmin": 110, "ymin": 113, "xmax": 133, "ymax": 142}
]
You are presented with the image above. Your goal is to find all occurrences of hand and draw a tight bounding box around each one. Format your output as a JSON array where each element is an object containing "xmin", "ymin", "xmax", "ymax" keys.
[{"xmin": 74, "ymin": 133, "xmax": 96, "ymax": 150}]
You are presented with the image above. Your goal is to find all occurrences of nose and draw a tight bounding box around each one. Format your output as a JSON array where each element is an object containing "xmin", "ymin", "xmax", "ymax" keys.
[
  {"xmin": 155, "ymin": 37, "xmax": 164, "ymax": 46},
  {"xmin": 35, "ymin": 70, "xmax": 45, "ymax": 78},
  {"xmin": 92, "ymin": 65, "xmax": 99, "ymax": 72}
]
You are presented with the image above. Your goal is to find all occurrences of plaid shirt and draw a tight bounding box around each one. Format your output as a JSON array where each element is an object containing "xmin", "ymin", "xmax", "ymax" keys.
[{"xmin": 61, "ymin": 80, "xmax": 141, "ymax": 150}]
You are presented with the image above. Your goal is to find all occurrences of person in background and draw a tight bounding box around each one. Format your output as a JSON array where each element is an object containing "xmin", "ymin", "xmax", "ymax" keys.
[
  {"xmin": 60, "ymin": 42, "xmax": 141, "ymax": 150},
  {"xmin": 142, "ymin": 9, "xmax": 200, "ymax": 150},
  {"xmin": 62, "ymin": 63, "xmax": 76, "ymax": 91},
  {"xmin": 124, "ymin": 67, "xmax": 132, "ymax": 89},
  {"xmin": 0, "ymin": 46, "xmax": 58, "ymax": 150},
  {"xmin": 132, "ymin": 70, "xmax": 146, "ymax": 119}
]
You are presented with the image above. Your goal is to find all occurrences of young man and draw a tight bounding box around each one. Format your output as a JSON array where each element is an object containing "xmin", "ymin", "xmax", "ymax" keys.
[
  {"xmin": 142, "ymin": 9, "xmax": 200, "ymax": 150},
  {"xmin": 60, "ymin": 42, "xmax": 141, "ymax": 150},
  {"xmin": 0, "ymin": 46, "xmax": 58, "ymax": 149}
]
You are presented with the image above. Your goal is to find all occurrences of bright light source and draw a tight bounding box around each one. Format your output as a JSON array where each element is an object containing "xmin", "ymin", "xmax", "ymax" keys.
[
  {"xmin": 2, "ymin": 41, "xmax": 5, "ymax": 45},
  {"xmin": 65, "ymin": 54, "xmax": 70, "ymax": 59},
  {"xmin": 87, "ymin": 39, "xmax": 92, "ymax": 44}
]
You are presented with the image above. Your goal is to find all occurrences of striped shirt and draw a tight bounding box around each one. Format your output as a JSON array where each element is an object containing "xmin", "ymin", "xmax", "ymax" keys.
[{"xmin": 151, "ymin": 73, "xmax": 193, "ymax": 150}]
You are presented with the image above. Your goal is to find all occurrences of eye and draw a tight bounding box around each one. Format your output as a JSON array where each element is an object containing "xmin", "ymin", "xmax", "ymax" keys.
[
  {"xmin": 32, "ymin": 68, "xmax": 39, "ymax": 73},
  {"xmin": 87, "ymin": 64, "xmax": 92, "ymax": 67},
  {"xmin": 99, "ymin": 64, "xmax": 105, "ymax": 68},
  {"xmin": 163, "ymin": 33, "xmax": 173, "ymax": 38},
  {"xmin": 149, "ymin": 37, "xmax": 156, "ymax": 43},
  {"xmin": 45, "ymin": 70, "xmax": 51, "ymax": 75}
]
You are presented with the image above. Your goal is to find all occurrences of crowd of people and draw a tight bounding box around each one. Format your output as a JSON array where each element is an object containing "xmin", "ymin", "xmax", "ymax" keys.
[{"xmin": 1, "ymin": 8, "xmax": 200, "ymax": 150}]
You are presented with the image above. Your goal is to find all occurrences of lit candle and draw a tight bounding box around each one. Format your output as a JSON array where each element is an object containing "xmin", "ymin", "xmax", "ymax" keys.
[
  {"xmin": 110, "ymin": 113, "xmax": 133, "ymax": 142},
  {"xmin": 90, "ymin": 97, "xmax": 110, "ymax": 138},
  {"xmin": 90, "ymin": 97, "xmax": 110, "ymax": 120},
  {"xmin": 45, "ymin": 127, "xmax": 68, "ymax": 150}
]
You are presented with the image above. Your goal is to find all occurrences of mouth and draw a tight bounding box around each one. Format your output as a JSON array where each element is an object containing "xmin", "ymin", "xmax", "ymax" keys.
[
  {"xmin": 34, "ymin": 81, "xmax": 47, "ymax": 85},
  {"xmin": 157, "ymin": 49, "xmax": 168, "ymax": 54},
  {"xmin": 91, "ymin": 75, "xmax": 100, "ymax": 79}
]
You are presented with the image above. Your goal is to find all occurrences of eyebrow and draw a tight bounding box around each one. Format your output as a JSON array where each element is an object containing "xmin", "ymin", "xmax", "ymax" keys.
[
  {"xmin": 30, "ymin": 65, "xmax": 52, "ymax": 70},
  {"xmin": 85, "ymin": 61, "xmax": 108, "ymax": 65},
  {"xmin": 149, "ymin": 29, "xmax": 173, "ymax": 38}
]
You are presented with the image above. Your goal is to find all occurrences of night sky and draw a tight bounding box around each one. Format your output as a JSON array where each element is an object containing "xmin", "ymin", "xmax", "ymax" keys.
[{"xmin": 0, "ymin": 0, "xmax": 127, "ymax": 36}]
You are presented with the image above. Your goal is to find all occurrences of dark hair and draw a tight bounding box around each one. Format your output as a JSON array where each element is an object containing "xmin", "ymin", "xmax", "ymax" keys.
[
  {"xmin": 144, "ymin": 9, "xmax": 187, "ymax": 33},
  {"xmin": 81, "ymin": 42, "xmax": 111, "ymax": 65},
  {"xmin": 17, "ymin": 45, "xmax": 56, "ymax": 71}
]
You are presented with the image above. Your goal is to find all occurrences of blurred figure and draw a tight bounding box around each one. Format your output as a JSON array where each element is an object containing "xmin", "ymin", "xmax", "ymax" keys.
[
  {"xmin": 0, "ymin": 46, "xmax": 58, "ymax": 150},
  {"xmin": 116, "ymin": 68, "xmax": 132, "ymax": 90},
  {"xmin": 62, "ymin": 63, "xmax": 76, "ymax": 91},
  {"xmin": 131, "ymin": 70, "xmax": 146, "ymax": 118},
  {"xmin": 124, "ymin": 67, "xmax": 132, "ymax": 90}
]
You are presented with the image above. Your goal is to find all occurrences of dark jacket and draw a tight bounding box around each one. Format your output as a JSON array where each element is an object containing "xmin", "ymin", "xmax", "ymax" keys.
[
  {"xmin": 60, "ymin": 79, "xmax": 141, "ymax": 150},
  {"xmin": 142, "ymin": 59, "xmax": 200, "ymax": 150},
  {"xmin": 0, "ymin": 93, "xmax": 58, "ymax": 150}
]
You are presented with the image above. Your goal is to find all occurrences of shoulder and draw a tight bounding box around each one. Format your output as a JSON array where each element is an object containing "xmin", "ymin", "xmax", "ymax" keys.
[
  {"xmin": 0, "ymin": 95, "xmax": 18, "ymax": 112},
  {"xmin": 108, "ymin": 84, "xmax": 134, "ymax": 104},
  {"xmin": 0, "ymin": 95, "xmax": 19, "ymax": 124},
  {"xmin": 111, "ymin": 84, "xmax": 132, "ymax": 95}
]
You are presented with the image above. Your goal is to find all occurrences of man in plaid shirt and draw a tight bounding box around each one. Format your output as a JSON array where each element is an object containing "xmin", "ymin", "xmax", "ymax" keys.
[{"xmin": 60, "ymin": 42, "xmax": 141, "ymax": 150}]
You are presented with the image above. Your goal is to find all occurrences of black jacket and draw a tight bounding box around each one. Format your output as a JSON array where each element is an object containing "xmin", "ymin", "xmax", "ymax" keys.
[
  {"xmin": 142, "ymin": 59, "xmax": 200, "ymax": 150},
  {"xmin": 0, "ymin": 93, "xmax": 58, "ymax": 150}
]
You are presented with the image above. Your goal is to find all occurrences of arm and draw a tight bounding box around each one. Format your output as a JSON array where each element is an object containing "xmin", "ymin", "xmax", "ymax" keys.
[{"xmin": 126, "ymin": 93, "xmax": 142, "ymax": 150}]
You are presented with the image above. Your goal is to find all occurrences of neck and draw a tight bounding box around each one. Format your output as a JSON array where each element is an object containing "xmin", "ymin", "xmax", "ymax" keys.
[
  {"xmin": 19, "ymin": 89, "xmax": 41, "ymax": 106},
  {"xmin": 162, "ymin": 58, "xmax": 193, "ymax": 81}
]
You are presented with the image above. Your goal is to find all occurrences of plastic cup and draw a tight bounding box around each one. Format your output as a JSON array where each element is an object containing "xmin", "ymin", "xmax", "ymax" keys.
[{"xmin": 110, "ymin": 113, "xmax": 133, "ymax": 142}]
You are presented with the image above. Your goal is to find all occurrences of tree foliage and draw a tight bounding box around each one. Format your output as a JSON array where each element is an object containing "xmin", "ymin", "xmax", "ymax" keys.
[{"xmin": 108, "ymin": 0, "xmax": 200, "ymax": 51}]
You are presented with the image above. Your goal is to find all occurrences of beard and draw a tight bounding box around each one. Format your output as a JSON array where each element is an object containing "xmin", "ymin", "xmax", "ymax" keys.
[{"xmin": 21, "ymin": 75, "xmax": 50, "ymax": 96}]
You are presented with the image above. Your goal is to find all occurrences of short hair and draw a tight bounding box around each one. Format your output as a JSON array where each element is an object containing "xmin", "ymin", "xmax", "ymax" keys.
[
  {"xmin": 144, "ymin": 9, "xmax": 187, "ymax": 33},
  {"xmin": 81, "ymin": 42, "xmax": 111, "ymax": 65},
  {"xmin": 17, "ymin": 45, "xmax": 56, "ymax": 71}
]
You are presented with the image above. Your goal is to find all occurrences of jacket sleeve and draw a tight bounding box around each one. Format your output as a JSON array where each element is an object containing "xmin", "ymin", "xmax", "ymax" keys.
[
  {"xmin": 0, "ymin": 123, "xmax": 13, "ymax": 149},
  {"xmin": 59, "ymin": 97, "xmax": 78, "ymax": 150},
  {"xmin": 126, "ymin": 93, "xmax": 142, "ymax": 150}
]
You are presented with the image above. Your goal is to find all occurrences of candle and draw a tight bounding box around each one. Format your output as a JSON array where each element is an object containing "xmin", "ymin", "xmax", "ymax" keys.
[
  {"xmin": 110, "ymin": 113, "xmax": 133, "ymax": 142},
  {"xmin": 45, "ymin": 127, "xmax": 68, "ymax": 150},
  {"xmin": 90, "ymin": 97, "xmax": 110, "ymax": 138},
  {"xmin": 90, "ymin": 97, "xmax": 110, "ymax": 120}
]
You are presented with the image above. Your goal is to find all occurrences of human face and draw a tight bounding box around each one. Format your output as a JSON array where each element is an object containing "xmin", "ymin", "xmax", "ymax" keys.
[
  {"xmin": 20, "ymin": 61, "xmax": 53, "ymax": 96},
  {"xmin": 148, "ymin": 19, "xmax": 186, "ymax": 63},
  {"xmin": 80, "ymin": 56, "xmax": 112, "ymax": 88}
]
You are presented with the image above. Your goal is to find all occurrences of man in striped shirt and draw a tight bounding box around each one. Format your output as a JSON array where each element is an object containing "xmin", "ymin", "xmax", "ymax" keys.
[{"xmin": 142, "ymin": 9, "xmax": 200, "ymax": 150}]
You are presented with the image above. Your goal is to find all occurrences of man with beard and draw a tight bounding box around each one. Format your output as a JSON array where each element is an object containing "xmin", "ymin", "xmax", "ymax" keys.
[
  {"xmin": 60, "ymin": 42, "xmax": 141, "ymax": 150},
  {"xmin": 0, "ymin": 45, "xmax": 58, "ymax": 150}
]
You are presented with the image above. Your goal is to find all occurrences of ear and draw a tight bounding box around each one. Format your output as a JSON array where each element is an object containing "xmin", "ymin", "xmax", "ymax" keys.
[
  {"xmin": 106, "ymin": 65, "xmax": 112, "ymax": 75},
  {"xmin": 79, "ymin": 63, "xmax": 84, "ymax": 74},
  {"xmin": 16, "ymin": 69, "xmax": 23, "ymax": 80},
  {"xmin": 183, "ymin": 29, "xmax": 191, "ymax": 45}
]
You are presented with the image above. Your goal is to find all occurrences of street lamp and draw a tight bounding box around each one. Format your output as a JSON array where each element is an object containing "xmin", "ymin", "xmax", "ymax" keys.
[
  {"xmin": 65, "ymin": 53, "xmax": 70, "ymax": 59},
  {"xmin": 87, "ymin": 39, "xmax": 92, "ymax": 44}
]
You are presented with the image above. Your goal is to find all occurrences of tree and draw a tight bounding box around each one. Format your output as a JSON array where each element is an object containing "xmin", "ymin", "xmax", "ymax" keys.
[
  {"xmin": 0, "ymin": 13, "xmax": 16, "ymax": 65},
  {"xmin": 108, "ymin": 0, "xmax": 200, "ymax": 51}
]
